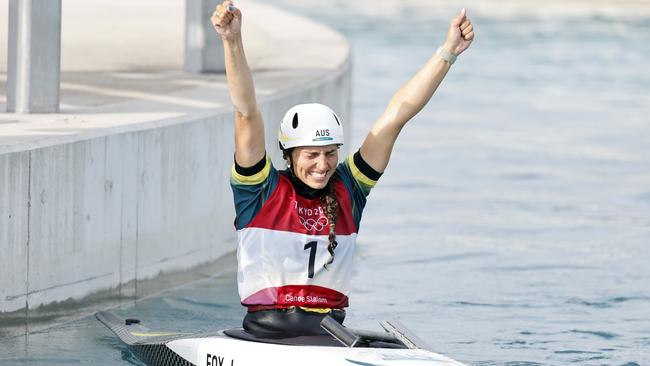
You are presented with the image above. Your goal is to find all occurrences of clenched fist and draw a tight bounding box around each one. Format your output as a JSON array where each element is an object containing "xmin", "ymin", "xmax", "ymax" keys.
[
  {"xmin": 212, "ymin": 1, "xmax": 242, "ymax": 41},
  {"xmin": 443, "ymin": 8, "xmax": 475, "ymax": 56}
]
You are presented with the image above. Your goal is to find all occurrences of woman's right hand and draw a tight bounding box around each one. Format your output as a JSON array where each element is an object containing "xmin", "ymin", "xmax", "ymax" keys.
[{"xmin": 212, "ymin": 1, "xmax": 241, "ymax": 41}]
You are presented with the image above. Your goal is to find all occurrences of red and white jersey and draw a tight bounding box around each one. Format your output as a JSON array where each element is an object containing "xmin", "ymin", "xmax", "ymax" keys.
[{"xmin": 230, "ymin": 152, "xmax": 380, "ymax": 310}]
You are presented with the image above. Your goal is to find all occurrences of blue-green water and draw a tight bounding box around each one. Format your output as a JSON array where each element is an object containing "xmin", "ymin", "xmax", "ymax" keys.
[{"xmin": 2, "ymin": 1, "xmax": 650, "ymax": 365}]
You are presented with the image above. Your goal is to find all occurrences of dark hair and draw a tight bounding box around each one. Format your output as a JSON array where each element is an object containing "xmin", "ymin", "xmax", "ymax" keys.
[
  {"xmin": 282, "ymin": 147, "xmax": 293, "ymax": 166},
  {"xmin": 321, "ymin": 182, "xmax": 338, "ymax": 269}
]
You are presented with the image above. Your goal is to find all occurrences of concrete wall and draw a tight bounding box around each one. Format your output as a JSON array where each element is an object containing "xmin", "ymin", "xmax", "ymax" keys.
[
  {"xmin": 0, "ymin": 151, "xmax": 30, "ymax": 312},
  {"xmin": 0, "ymin": 1, "xmax": 351, "ymax": 315}
]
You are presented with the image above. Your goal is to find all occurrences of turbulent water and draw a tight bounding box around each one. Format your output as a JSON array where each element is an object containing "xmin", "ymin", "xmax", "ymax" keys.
[{"xmin": 2, "ymin": 0, "xmax": 649, "ymax": 365}]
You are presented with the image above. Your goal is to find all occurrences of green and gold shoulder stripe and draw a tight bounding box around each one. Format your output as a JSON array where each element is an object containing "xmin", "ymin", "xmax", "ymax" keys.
[
  {"xmin": 231, "ymin": 155, "xmax": 271, "ymax": 185},
  {"xmin": 346, "ymin": 152, "xmax": 380, "ymax": 196}
]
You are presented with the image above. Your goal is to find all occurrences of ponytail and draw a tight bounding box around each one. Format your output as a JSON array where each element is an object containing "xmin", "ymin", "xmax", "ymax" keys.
[{"xmin": 321, "ymin": 182, "xmax": 339, "ymax": 269}]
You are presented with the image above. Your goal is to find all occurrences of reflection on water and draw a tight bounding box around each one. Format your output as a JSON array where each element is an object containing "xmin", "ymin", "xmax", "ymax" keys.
[
  {"xmin": 2, "ymin": 0, "xmax": 649, "ymax": 365},
  {"xmin": 245, "ymin": 1, "xmax": 650, "ymax": 364}
]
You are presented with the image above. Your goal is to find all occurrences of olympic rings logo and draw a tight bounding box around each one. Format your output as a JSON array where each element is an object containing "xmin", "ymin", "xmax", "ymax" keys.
[{"xmin": 299, "ymin": 215, "xmax": 329, "ymax": 232}]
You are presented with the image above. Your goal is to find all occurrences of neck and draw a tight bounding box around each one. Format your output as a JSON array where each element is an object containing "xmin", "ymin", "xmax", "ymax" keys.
[{"xmin": 284, "ymin": 168, "xmax": 328, "ymax": 199}]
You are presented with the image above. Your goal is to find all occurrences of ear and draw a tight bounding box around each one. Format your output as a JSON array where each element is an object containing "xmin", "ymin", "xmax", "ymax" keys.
[{"xmin": 283, "ymin": 148, "xmax": 295, "ymax": 169}]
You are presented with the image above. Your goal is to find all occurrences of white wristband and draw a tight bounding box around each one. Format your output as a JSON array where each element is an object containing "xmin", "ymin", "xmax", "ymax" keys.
[{"xmin": 436, "ymin": 46, "xmax": 457, "ymax": 65}]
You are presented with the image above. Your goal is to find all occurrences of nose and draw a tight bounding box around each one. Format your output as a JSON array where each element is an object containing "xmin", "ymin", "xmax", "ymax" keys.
[{"xmin": 315, "ymin": 154, "xmax": 328, "ymax": 171}]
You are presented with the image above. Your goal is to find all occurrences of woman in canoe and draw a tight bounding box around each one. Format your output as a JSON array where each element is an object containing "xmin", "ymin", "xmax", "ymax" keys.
[{"xmin": 212, "ymin": 1, "xmax": 474, "ymax": 336}]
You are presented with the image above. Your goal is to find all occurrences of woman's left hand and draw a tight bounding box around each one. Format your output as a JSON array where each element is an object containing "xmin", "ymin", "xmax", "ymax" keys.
[{"xmin": 443, "ymin": 8, "xmax": 474, "ymax": 56}]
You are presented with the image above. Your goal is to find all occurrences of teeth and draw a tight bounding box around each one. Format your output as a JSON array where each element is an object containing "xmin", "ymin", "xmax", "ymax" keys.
[{"xmin": 311, "ymin": 172, "xmax": 326, "ymax": 179}]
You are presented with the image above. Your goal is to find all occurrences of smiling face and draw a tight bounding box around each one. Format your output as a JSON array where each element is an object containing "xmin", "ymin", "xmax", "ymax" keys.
[{"xmin": 289, "ymin": 145, "xmax": 339, "ymax": 189}]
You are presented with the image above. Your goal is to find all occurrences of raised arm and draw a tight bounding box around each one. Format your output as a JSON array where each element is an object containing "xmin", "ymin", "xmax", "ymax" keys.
[
  {"xmin": 212, "ymin": 1, "xmax": 265, "ymax": 167},
  {"xmin": 359, "ymin": 8, "xmax": 475, "ymax": 172}
]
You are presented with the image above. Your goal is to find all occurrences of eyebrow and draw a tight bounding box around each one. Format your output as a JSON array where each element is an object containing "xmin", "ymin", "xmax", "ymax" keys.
[{"xmin": 305, "ymin": 149, "xmax": 337, "ymax": 154}]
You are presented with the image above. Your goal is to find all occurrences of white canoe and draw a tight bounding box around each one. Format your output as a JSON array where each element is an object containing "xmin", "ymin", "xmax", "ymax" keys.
[{"xmin": 96, "ymin": 311, "xmax": 466, "ymax": 366}]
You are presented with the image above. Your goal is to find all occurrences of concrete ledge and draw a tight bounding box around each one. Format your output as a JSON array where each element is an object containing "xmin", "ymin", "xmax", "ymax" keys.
[
  {"xmin": 0, "ymin": 1, "xmax": 351, "ymax": 318},
  {"xmin": 0, "ymin": 251, "xmax": 237, "ymax": 338}
]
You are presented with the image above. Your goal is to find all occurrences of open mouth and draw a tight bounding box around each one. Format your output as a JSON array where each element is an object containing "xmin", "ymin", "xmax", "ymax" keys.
[{"xmin": 309, "ymin": 171, "xmax": 328, "ymax": 181}]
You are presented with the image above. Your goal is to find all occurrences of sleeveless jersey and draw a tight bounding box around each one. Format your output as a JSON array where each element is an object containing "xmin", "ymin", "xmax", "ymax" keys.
[{"xmin": 230, "ymin": 153, "xmax": 379, "ymax": 310}]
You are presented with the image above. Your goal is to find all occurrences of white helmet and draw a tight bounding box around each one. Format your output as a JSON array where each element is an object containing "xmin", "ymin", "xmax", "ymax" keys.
[{"xmin": 278, "ymin": 103, "xmax": 344, "ymax": 150}]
